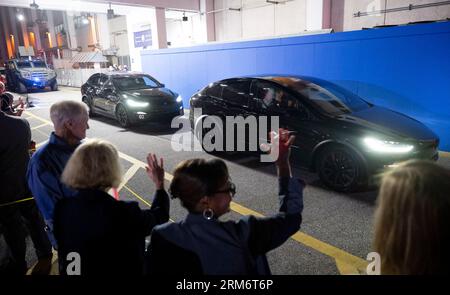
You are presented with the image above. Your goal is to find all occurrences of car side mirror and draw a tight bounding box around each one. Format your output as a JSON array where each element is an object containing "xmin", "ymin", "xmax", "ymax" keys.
[{"xmin": 160, "ymin": 83, "xmax": 165, "ymax": 88}]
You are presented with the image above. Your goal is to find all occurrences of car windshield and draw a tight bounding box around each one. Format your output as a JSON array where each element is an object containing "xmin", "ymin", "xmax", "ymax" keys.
[
  {"xmin": 32, "ymin": 61, "xmax": 46, "ymax": 68},
  {"xmin": 16, "ymin": 61, "xmax": 32, "ymax": 68},
  {"xmin": 270, "ymin": 77, "xmax": 371, "ymax": 115},
  {"xmin": 113, "ymin": 75, "xmax": 161, "ymax": 90}
]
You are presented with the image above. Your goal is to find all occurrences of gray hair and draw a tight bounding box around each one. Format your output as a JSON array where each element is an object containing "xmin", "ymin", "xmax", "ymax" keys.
[{"xmin": 50, "ymin": 100, "xmax": 88, "ymax": 128}]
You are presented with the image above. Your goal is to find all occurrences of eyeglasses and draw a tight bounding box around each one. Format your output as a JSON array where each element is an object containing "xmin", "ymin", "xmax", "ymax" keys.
[{"xmin": 213, "ymin": 182, "xmax": 236, "ymax": 198}]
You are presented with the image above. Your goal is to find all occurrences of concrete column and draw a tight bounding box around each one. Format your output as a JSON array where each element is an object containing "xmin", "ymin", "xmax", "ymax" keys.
[
  {"xmin": 8, "ymin": 7, "xmax": 21, "ymax": 54},
  {"xmin": 306, "ymin": 0, "xmax": 324, "ymax": 31},
  {"xmin": 19, "ymin": 8, "xmax": 30, "ymax": 48},
  {"xmin": 46, "ymin": 10, "xmax": 57, "ymax": 48},
  {"xmin": 155, "ymin": 7, "xmax": 168, "ymax": 49},
  {"xmin": 322, "ymin": 0, "xmax": 332, "ymax": 29},
  {"xmin": 202, "ymin": 0, "xmax": 216, "ymax": 42},
  {"xmin": 0, "ymin": 7, "xmax": 12, "ymax": 59},
  {"xmin": 96, "ymin": 13, "xmax": 110, "ymax": 51},
  {"xmin": 31, "ymin": 9, "xmax": 42, "ymax": 52},
  {"xmin": 63, "ymin": 11, "xmax": 78, "ymax": 50}
]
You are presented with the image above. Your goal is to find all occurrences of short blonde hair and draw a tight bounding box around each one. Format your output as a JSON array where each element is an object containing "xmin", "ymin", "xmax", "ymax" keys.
[
  {"xmin": 50, "ymin": 100, "xmax": 88, "ymax": 128},
  {"xmin": 373, "ymin": 160, "xmax": 450, "ymax": 274},
  {"xmin": 62, "ymin": 139, "xmax": 122, "ymax": 190}
]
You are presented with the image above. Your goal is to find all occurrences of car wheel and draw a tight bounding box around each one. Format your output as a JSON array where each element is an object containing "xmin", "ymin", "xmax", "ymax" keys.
[
  {"xmin": 51, "ymin": 82, "xmax": 58, "ymax": 91},
  {"xmin": 316, "ymin": 145, "xmax": 365, "ymax": 192},
  {"xmin": 18, "ymin": 82, "xmax": 27, "ymax": 94},
  {"xmin": 116, "ymin": 104, "xmax": 131, "ymax": 127}
]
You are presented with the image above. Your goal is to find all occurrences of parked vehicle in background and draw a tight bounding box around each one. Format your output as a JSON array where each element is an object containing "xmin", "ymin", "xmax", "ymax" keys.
[
  {"xmin": 190, "ymin": 75, "xmax": 439, "ymax": 192},
  {"xmin": 5, "ymin": 58, "xmax": 58, "ymax": 93},
  {"xmin": 81, "ymin": 72, "xmax": 184, "ymax": 127}
]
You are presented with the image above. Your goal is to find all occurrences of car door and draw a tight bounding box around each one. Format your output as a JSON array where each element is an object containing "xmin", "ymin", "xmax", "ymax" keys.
[
  {"xmin": 251, "ymin": 80, "xmax": 318, "ymax": 165},
  {"xmin": 93, "ymin": 74, "xmax": 110, "ymax": 112},
  {"xmin": 100, "ymin": 79, "xmax": 120, "ymax": 114},
  {"xmin": 85, "ymin": 74, "xmax": 100, "ymax": 109},
  {"xmin": 220, "ymin": 79, "xmax": 254, "ymax": 151}
]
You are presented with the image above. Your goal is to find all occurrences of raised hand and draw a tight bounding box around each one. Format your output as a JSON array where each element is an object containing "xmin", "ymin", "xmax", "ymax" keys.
[{"xmin": 146, "ymin": 153, "xmax": 165, "ymax": 190}]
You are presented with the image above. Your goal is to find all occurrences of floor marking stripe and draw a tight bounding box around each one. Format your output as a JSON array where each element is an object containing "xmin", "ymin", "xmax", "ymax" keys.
[
  {"xmin": 31, "ymin": 122, "xmax": 51, "ymax": 130},
  {"xmin": 117, "ymin": 164, "xmax": 140, "ymax": 193},
  {"xmin": 440, "ymin": 151, "xmax": 450, "ymax": 159}
]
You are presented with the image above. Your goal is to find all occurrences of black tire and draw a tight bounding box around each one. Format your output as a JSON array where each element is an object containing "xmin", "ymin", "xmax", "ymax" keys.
[
  {"xmin": 18, "ymin": 82, "xmax": 27, "ymax": 94},
  {"xmin": 116, "ymin": 104, "xmax": 131, "ymax": 127},
  {"xmin": 51, "ymin": 82, "xmax": 58, "ymax": 91},
  {"xmin": 316, "ymin": 145, "xmax": 366, "ymax": 192}
]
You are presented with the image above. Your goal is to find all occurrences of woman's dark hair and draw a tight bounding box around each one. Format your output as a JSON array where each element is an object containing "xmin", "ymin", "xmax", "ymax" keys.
[{"xmin": 169, "ymin": 158, "xmax": 229, "ymax": 213}]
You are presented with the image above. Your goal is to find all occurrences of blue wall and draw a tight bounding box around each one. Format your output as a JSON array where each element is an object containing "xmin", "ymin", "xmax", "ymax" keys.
[{"xmin": 141, "ymin": 22, "xmax": 450, "ymax": 151}]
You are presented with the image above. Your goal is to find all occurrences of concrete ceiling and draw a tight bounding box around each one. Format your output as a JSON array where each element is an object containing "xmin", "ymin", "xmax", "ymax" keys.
[{"xmin": 0, "ymin": 0, "xmax": 200, "ymax": 13}]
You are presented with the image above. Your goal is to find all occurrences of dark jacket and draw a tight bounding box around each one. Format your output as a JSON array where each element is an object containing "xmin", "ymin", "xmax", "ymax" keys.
[
  {"xmin": 54, "ymin": 188, "xmax": 170, "ymax": 275},
  {"xmin": 147, "ymin": 177, "xmax": 304, "ymax": 275},
  {"xmin": 0, "ymin": 111, "xmax": 31, "ymax": 204}
]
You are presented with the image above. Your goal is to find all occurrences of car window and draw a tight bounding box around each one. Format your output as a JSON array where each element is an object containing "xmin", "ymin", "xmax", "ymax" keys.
[
  {"xmin": 99, "ymin": 75, "xmax": 109, "ymax": 87},
  {"xmin": 204, "ymin": 84, "xmax": 223, "ymax": 99},
  {"xmin": 254, "ymin": 81, "xmax": 307, "ymax": 117},
  {"xmin": 16, "ymin": 61, "xmax": 32, "ymax": 68},
  {"xmin": 221, "ymin": 80, "xmax": 251, "ymax": 106},
  {"xmin": 88, "ymin": 74, "xmax": 100, "ymax": 86},
  {"xmin": 113, "ymin": 75, "xmax": 161, "ymax": 90},
  {"xmin": 32, "ymin": 61, "xmax": 46, "ymax": 68}
]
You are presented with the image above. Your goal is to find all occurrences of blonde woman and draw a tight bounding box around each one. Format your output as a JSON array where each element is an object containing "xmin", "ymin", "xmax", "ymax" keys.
[
  {"xmin": 373, "ymin": 160, "xmax": 450, "ymax": 274},
  {"xmin": 53, "ymin": 139, "xmax": 169, "ymax": 275}
]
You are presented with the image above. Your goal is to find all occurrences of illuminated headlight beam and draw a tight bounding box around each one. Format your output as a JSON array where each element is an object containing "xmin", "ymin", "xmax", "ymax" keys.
[
  {"xmin": 363, "ymin": 137, "xmax": 414, "ymax": 154},
  {"xmin": 126, "ymin": 99, "xmax": 149, "ymax": 108}
]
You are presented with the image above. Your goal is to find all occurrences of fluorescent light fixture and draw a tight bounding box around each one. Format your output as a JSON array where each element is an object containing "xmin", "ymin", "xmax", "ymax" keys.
[
  {"xmin": 176, "ymin": 95, "xmax": 182, "ymax": 103},
  {"xmin": 363, "ymin": 137, "xmax": 414, "ymax": 154},
  {"xmin": 126, "ymin": 99, "xmax": 149, "ymax": 108}
]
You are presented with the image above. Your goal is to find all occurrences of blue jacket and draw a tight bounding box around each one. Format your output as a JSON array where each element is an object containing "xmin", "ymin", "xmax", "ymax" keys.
[
  {"xmin": 27, "ymin": 132, "xmax": 79, "ymax": 244},
  {"xmin": 147, "ymin": 177, "xmax": 304, "ymax": 275}
]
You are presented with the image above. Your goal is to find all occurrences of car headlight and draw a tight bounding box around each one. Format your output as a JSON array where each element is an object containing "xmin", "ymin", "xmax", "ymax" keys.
[
  {"xmin": 126, "ymin": 99, "xmax": 149, "ymax": 108},
  {"xmin": 176, "ymin": 95, "xmax": 182, "ymax": 103},
  {"xmin": 20, "ymin": 70, "xmax": 31, "ymax": 79},
  {"xmin": 363, "ymin": 137, "xmax": 414, "ymax": 154}
]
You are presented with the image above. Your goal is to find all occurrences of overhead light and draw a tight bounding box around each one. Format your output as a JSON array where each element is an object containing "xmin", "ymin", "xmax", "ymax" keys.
[
  {"xmin": 30, "ymin": 0, "xmax": 39, "ymax": 9},
  {"xmin": 17, "ymin": 14, "xmax": 25, "ymax": 21},
  {"xmin": 82, "ymin": 17, "xmax": 89, "ymax": 25},
  {"xmin": 182, "ymin": 12, "xmax": 188, "ymax": 21}
]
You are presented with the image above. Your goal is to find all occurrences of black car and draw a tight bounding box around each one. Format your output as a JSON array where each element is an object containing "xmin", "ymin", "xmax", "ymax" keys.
[
  {"xmin": 189, "ymin": 76, "xmax": 439, "ymax": 192},
  {"xmin": 81, "ymin": 72, "xmax": 184, "ymax": 127},
  {"xmin": 5, "ymin": 58, "xmax": 58, "ymax": 93}
]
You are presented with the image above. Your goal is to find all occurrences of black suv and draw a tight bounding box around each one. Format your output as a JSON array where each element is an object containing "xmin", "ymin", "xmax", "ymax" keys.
[
  {"xmin": 5, "ymin": 58, "xmax": 57, "ymax": 93},
  {"xmin": 81, "ymin": 72, "xmax": 184, "ymax": 127},
  {"xmin": 190, "ymin": 76, "xmax": 439, "ymax": 192}
]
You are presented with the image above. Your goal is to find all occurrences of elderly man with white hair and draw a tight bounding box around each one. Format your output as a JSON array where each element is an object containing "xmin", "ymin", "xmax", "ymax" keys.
[{"xmin": 27, "ymin": 100, "xmax": 89, "ymax": 248}]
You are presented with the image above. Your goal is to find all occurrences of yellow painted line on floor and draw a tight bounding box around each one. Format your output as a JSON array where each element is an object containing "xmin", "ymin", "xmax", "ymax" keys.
[
  {"xmin": 31, "ymin": 122, "xmax": 51, "ymax": 130},
  {"xmin": 33, "ymin": 126, "xmax": 51, "ymax": 138},
  {"xmin": 26, "ymin": 111, "xmax": 367, "ymax": 275},
  {"xmin": 24, "ymin": 110, "xmax": 53, "ymax": 125},
  {"xmin": 440, "ymin": 151, "xmax": 450, "ymax": 159},
  {"xmin": 117, "ymin": 164, "xmax": 141, "ymax": 192},
  {"xmin": 122, "ymin": 184, "xmax": 175, "ymax": 223}
]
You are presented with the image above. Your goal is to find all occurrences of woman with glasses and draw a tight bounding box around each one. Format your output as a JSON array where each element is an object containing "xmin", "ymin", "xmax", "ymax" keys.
[{"xmin": 147, "ymin": 129, "xmax": 304, "ymax": 275}]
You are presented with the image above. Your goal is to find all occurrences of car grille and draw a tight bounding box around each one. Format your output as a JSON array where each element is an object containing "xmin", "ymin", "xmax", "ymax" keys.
[{"xmin": 31, "ymin": 72, "xmax": 49, "ymax": 79}]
